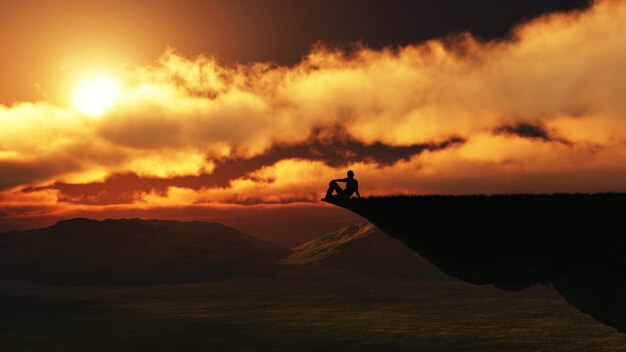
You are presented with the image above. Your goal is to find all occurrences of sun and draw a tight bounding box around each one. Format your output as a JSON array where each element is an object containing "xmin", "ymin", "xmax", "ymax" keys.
[{"xmin": 73, "ymin": 75, "xmax": 121, "ymax": 117}]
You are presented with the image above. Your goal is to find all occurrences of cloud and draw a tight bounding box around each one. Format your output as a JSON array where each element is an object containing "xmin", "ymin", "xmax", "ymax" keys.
[
  {"xmin": 29, "ymin": 127, "xmax": 463, "ymax": 205},
  {"xmin": 493, "ymin": 122, "xmax": 572, "ymax": 145},
  {"xmin": 495, "ymin": 123, "xmax": 551, "ymax": 140},
  {"xmin": 1, "ymin": 0, "xmax": 626, "ymax": 222}
]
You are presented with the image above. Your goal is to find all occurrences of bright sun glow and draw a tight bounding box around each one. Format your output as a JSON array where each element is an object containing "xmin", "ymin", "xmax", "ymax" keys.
[{"xmin": 73, "ymin": 75, "xmax": 121, "ymax": 117}]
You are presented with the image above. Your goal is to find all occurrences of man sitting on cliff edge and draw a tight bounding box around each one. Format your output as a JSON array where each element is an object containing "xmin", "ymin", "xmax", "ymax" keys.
[{"xmin": 323, "ymin": 170, "xmax": 360, "ymax": 200}]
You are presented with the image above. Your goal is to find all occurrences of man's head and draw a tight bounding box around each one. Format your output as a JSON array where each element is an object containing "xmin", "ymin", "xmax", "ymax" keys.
[{"xmin": 347, "ymin": 170, "xmax": 354, "ymax": 178}]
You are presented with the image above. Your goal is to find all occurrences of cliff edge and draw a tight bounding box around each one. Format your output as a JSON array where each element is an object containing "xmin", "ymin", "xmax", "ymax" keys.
[{"xmin": 323, "ymin": 193, "xmax": 626, "ymax": 333}]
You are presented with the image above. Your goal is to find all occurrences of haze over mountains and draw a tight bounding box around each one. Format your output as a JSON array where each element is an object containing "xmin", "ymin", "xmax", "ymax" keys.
[{"xmin": 0, "ymin": 218, "xmax": 444, "ymax": 285}]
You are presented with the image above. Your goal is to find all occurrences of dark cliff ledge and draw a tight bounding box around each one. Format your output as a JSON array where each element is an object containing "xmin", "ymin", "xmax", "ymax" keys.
[{"xmin": 323, "ymin": 193, "xmax": 626, "ymax": 332}]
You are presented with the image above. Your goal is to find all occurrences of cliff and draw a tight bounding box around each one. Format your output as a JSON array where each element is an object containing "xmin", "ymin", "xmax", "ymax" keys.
[{"xmin": 323, "ymin": 193, "xmax": 626, "ymax": 332}]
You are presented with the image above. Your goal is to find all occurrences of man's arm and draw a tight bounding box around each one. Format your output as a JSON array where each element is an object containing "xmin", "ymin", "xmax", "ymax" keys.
[
  {"xmin": 333, "ymin": 178, "xmax": 348, "ymax": 182},
  {"xmin": 356, "ymin": 189, "xmax": 360, "ymax": 199}
]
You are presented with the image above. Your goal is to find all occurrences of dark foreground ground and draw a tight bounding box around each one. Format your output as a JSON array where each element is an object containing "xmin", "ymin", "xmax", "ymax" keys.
[{"xmin": 2, "ymin": 272, "xmax": 625, "ymax": 352}]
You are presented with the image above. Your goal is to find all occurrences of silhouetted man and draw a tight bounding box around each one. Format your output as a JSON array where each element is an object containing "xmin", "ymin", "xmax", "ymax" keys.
[{"xmin": 325, "ymin": 170, "xmax": 360, "ymax": 200}]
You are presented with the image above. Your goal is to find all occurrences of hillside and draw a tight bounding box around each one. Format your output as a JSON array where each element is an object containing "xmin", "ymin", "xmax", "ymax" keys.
[
  {"xmin": 0, "ymin": 218, "xmax": 291, "ymax": 284},
  {"xmin": 283, "ymin": 222, "xmax": 445, "ymax": 278}
]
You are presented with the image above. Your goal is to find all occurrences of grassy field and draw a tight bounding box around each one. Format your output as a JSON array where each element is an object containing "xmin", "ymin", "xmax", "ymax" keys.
[{"xmin": 2, "ymin": 272, "xmax": 625, "ymax": 352}]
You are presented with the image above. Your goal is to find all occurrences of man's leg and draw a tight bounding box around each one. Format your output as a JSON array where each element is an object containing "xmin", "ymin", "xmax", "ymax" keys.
[{"xmin": 326, "ymin": 180, "xmax": 343, "ymax": 198}]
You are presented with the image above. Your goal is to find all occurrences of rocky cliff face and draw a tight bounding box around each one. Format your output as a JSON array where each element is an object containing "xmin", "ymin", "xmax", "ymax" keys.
[{"xmin": 324, "ymin": 194, "xmax": 626, "ymax": 333}]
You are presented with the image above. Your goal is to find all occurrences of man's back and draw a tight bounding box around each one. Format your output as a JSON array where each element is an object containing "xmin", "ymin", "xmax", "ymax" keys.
[{"xmin": 344, "ymin": 178, "xmax": 358, "ymax": 197}]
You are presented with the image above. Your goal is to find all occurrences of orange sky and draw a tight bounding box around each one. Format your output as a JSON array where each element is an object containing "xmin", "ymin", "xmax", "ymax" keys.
[{"xmin": 1, "ymin": 0, "xmax": 625, "ymax": 245}]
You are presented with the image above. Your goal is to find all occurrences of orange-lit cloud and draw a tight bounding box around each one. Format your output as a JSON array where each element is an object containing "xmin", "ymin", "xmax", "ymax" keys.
[{"xmin": 2, "ymin": 0, "xmax": 626, "ymax": 234}]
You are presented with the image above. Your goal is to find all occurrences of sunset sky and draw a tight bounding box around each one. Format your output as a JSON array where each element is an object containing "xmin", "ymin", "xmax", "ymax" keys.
[{"xmin": 2, "ymin": 0, "xmax": 625, "ymax": 245}]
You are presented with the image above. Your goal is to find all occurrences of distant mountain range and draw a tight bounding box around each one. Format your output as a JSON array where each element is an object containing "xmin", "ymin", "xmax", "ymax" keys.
[
  {"xmin": 283, "ymin": 222, "xmax": 445, "ymax": 278},
  {"xmin": 0, "ymin": 218, "xmax": 446, "ymax": 284},
  {"xmin": 0, "ymin": 218, "xmax": 291, "ymax": 284}
]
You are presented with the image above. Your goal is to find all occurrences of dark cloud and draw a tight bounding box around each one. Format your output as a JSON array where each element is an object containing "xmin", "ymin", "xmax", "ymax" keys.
[
  {"xmin": 495, "ymin": 122, "xmax": 550, "ymax": 140},
  {"xmin": 0, "ymin": 158, "xmax": 82, "ymax": 191},
  {"xmin": 225, "ymin": 126, "xmax": 465, "ymax": 176},
  {"xmin": 26, "ymin": 128, "xmax": 465, "ymax": 205},
  {"xmin": 0, "ymin": 204, "xmax": 56, "ymax": 217},
  {"xmin": 494, "ymin": 122, "xmax": 571, "ymax": 145}
]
